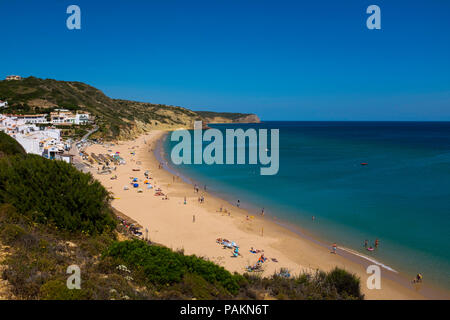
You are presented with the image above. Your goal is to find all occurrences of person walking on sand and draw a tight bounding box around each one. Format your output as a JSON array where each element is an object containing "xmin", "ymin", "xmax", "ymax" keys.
[
  {"xmin": 261, "ymin": 208, "xmax": 265, "ymax": 216},
  {"xmin": 184, "ymin": 196, "xmax": 187, "ymax": 205},
  {"xmin": 193, "ymin": 215, "xmax": 195, "ymax": 223},
  {"xmin": 332, "ymin": 243, "xmax": 337, "ymax": 254},
  {"xmin": 237, "ymin": 200, "xmax": 240, "ymax": 208}
]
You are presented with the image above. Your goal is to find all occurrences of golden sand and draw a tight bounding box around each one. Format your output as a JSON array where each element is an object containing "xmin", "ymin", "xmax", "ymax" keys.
[{"xmin": 83, "ymin": 130, "xmax": 428, "ymax": 300}]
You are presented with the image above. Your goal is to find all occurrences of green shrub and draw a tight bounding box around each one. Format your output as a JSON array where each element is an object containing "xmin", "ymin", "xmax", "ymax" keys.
[
  {"xmin": 40, "ymin": 279, "xmax": 87, "ymax": 300},
  {"xmin": 325, "ymin": 267, "xmax": 362, "ymax": 299},
  {"xmin": 104, "ymin": 240, "xmax": 242, "ymax": 295},
  {"xmin": 0, "ymin": 132, "xmax": 26, "ymax": 158},
  {"xmin": 0, "ymin": 154, "xmax": 116, "ymax": 234},
  {"xmin": 0, "ymin": 224, "xmax": 27, "ymax": 244}
]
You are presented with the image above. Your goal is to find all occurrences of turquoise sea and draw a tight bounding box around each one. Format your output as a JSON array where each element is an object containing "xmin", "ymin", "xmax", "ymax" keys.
[{"xmin": 162, "ymin": 121, "xmax": 450, "ymax": 291}]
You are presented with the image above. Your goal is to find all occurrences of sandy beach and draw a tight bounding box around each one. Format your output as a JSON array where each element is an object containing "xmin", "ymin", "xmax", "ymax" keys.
[{"xmin": 81, "ymin": 130, "xmax": 439, "ymax": 300}]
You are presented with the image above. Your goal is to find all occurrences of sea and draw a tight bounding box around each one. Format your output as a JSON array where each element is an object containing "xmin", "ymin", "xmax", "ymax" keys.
[{"xmin": 161, "ymin": 121, "xmax": 450, "ymax": 291}]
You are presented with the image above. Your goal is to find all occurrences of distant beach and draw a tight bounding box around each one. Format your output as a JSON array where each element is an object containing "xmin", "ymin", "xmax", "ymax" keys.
[
  {"xmin": 81, "ymin": 128, "xmax": 450, "ymax": 300},
  {"xmin": 163, "ymin": 121, "xmax": 450, "ymax": 294}
]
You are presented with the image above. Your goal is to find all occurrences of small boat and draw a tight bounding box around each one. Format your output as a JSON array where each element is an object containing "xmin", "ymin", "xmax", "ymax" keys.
[{"xmin": 361, "ymin": 163, "xmax": 368, "ymax": 166}]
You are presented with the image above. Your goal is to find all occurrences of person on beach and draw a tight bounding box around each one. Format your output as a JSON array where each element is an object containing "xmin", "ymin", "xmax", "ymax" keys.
[
  {"xmin": 332, "ymin": 243, "xmax": 337, "ymax": 254},
  {"xmin": 193, "ymin": 215, "xmax": 195, "ymax": 223},
  {"xmin": 413, "ymin": 273, "xmax": 423, "ymax": 283},
  {"xmin": 364, "ymin": 240, "xmax": 368, "ymax": 248},
  {"xmin": 237, "ymin": 200, "xmax": 240, "ymax": 208},
  {"xmin": 184, "ymin": 196, "xmax": 186, "ymax": 205},
  {"xmin": 261, "ymin": 208, "xmax": 265, "ymax": 216},
  {"xmin": 375, "ymin": 239, "xmax": 379, "ymax": 248}
]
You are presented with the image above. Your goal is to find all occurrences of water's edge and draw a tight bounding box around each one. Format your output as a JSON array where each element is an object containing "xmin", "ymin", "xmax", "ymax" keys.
[{"xmin": 155, "ymin": 131, "xmax": 449, "ymax": 299}]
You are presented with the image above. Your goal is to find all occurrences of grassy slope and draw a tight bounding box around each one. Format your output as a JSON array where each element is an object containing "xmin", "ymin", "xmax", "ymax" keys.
[{"xmin": 0, "ymin": 132, "xmax": 26, "ymax": 159}]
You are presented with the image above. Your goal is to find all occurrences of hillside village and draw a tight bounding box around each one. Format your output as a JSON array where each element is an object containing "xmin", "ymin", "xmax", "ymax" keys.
[
  {"xmin": 0, "ymin": 75, "xmax": 95, "ymax": 162},
  {"xmin": 0, "ymin": 75, "xmax": 260, "ymax": 166},
  {"xmin": 0, "ymin": 112, "xmax": 89, "ymax": 163}
]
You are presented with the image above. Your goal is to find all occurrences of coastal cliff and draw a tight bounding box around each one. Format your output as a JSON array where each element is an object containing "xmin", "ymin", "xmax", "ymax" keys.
[{"xmin": 0, "ymin": 77, "xmax": 260, "ymax": 140}]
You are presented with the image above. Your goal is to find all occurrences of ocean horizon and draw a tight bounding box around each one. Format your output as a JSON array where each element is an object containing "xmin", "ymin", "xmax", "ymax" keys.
[{"xmin": 162, "ymin": 121, "xmax": 450, "ymax": 291}]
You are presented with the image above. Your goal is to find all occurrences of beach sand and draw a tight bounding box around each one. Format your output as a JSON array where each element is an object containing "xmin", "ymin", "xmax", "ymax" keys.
[{"xmin": 82, "ymin": 130, "xmax": 433, "ymax": 300}]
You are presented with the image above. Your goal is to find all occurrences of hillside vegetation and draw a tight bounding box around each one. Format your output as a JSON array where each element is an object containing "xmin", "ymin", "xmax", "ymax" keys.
[
  {"xmin": 0, "ymin": 132, "xmax": 26, "ymax": 158},
  {"xmin": 0, "ymin": 77, "xmax": 260, "ymax": 140}
]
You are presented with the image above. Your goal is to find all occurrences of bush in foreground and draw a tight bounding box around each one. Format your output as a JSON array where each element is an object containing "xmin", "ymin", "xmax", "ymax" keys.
[
  {"xmin": 0, "ymin": 154, "xmax": 116, "ymax": 234},
  {"xmin": 104, "ymin": 240, "xmax": 243, "ymax": 296}
]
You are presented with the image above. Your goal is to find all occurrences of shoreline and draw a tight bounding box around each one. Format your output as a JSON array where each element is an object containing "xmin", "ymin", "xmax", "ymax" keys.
[{"xmin": 83, "ymin": 130, "xmax": 449, "ymax": 300}]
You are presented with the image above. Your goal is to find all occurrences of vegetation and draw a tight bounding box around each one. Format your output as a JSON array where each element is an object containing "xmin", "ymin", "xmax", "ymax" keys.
[
  {"xmin": 0, "ymin": 132, "xmax": 26, "ymax": 158},
  {"xmin": 0, "ymin": 77, "xmax": 260, "ymax": 140},
  {"xmin": 0, "ymin": 130, "xmax": 362, "ymax": 300},
  {"xmin": 0, "ymin": 153, "xmax": 116, "ymax": 235},
  {"xmin": 104, "ymin": 240, "xmax": 243, "ymax": 295}
]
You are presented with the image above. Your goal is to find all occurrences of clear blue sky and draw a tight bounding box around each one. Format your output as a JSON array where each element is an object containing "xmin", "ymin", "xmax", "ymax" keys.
[{"xmin": 1, "ymin": 0, "xmax": 449, "ymax": 120}]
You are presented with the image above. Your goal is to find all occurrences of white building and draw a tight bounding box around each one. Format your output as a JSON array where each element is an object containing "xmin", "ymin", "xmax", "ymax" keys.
[
  {"xmin": 1, "ymin": 113, "xmax": 64, "ymax": 157},
  {"xmin": 0, "ymin": 100, "xmax": 8, "ymax": 108},
  {"xmin": 74, "ymin": 112, "xmax": 90, "ymax": 125},
  {"xmin": 13, "ymin": 129, "xmax": 63, "ymax": 157},
  {"xmin": 50, "ymin": 110, "xmax": 91, "ymax": 125},
  {"xmin": 6, "ymin": 75, "xmax": 22, "ymax": 81},
  {"xmin": 14, "ymin": 114, "xmax": 48, "ymax": 124}
]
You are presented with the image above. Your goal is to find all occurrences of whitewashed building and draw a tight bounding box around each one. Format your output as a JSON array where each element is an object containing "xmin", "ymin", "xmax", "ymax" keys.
[
  {"xmin": 14, "ymin": 114, "xmax": 48, "ymax": 124},
  {"xmin": 6, "ymin": 75, "xmax": 22, "ymax": 81},
  {"xmin": 13, "ymin": 128, "xmax": 63, "ymax": 157},
  {"xmin": 0, "ymin": 100, "xmax": 8, "ymax": 108}
]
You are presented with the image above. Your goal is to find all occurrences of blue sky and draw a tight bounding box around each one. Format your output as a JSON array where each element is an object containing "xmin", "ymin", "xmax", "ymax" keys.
[{"xmin": 1, "ymin": 0, "xmax": 449, "ymax": 120}]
